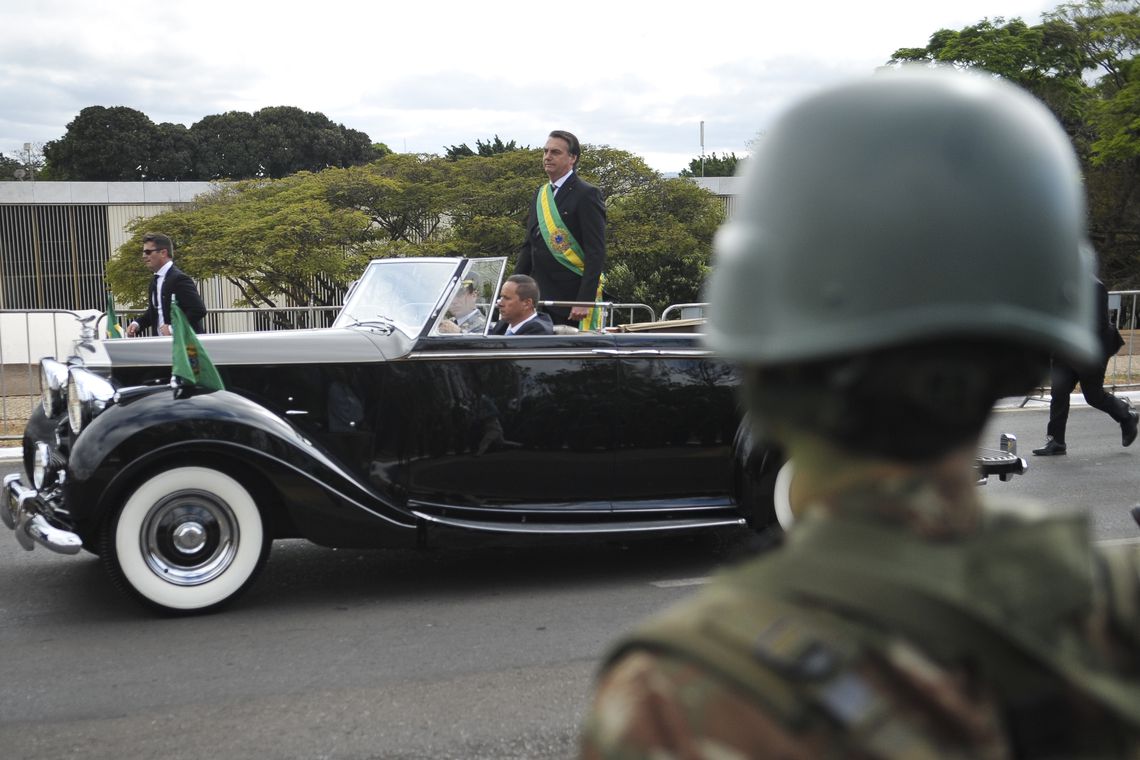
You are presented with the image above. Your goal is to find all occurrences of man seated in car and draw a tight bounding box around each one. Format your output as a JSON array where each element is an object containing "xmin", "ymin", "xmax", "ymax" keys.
[
  {"xmin": 438, "ymin": 277, "xmax": 487, "ymax": 334},
  {"xmin": 491, "ymin": 275, "xmax": 554, "ymax": 336}
]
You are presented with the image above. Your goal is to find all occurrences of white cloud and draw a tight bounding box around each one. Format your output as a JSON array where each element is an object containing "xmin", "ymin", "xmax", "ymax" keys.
[{"xmin": 1, "ymin": 0, "xmax": 1063, "ymax": 173}]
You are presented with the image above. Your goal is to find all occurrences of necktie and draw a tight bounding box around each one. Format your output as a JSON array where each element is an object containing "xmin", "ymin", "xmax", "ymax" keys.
[
  {"xmin": 551, "ymin": 183, "xmax": 558, "ymax": 194},
  {"xmin": 151, "ymin": 274, "xmax": 160, "ymax": 308}
]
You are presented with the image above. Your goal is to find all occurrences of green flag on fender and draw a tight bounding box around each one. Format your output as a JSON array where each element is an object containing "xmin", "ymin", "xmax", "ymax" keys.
[
  {"xmin": 105, "ymin": 291, "xmax": 124, "ymax": 339},
  {"xmin": 171, "ymin": 300, "xmax": 224, "ymax": 391}
]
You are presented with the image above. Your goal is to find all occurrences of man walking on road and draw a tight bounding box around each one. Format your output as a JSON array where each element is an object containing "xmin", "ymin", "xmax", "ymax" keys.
[
  {"xmin": 1033, "ymin": 275, "xmax": 1137, "ymax": 455},
  {"xmin": 127, "ymin": 232, "xmax": 207, "ymax": 336}
]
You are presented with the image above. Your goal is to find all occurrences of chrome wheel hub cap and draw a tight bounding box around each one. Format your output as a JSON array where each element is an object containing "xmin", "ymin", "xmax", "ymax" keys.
[{"xmin": 140, "ymin": 490, "xmax": 239, "ymax": 586}]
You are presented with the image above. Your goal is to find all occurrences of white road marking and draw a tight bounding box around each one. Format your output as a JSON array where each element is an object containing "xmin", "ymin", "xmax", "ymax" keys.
[
  {"xmin": 1098, "ymin": 536, "xmax": 1140, "ymax": 547},
  {"xmin": 652, "ymin": 577, "xmax": 712, "ymax": 588}
]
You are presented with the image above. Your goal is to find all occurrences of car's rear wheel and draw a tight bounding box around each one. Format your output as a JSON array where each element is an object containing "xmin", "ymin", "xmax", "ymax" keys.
[
  {"xmin": 733, "ymin": 419, "xmax": 781, "ymax": 531},
  {"xmin": 100, "ymin": 466, "xmax": 269, "ymax": 614}
]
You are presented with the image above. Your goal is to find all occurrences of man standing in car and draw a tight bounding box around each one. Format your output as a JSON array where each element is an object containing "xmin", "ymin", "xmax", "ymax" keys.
[{"xmin": 517, "ymin": 130, "xmax": 606, "ymax": 329}]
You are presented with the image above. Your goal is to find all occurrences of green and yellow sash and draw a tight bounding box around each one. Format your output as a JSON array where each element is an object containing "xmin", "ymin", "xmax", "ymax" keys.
[{"xmin": 536, "ymin": 184, "xmax": 605, "ymax": 331}]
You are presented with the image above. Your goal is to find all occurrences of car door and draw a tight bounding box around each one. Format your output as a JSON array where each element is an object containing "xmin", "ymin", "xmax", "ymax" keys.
[
  {"xmin": 611, "ymin": 333, "xmax": 740, "ymax": 508},
  {"xmin": 392, "ymin": 331, "xmax": 621, "ymax": 511}
]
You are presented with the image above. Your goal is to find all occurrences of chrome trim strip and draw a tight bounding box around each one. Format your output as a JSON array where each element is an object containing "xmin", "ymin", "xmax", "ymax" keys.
[
  {"xmin": 408, "ymin": 498, "xmax": 611, "ymax": 516},
  {"xmin": 408, "ymin": 498, "xmax": 735, "ymax": 516},
  {"xmin": 404, "ymin": 348, "xmax": 714, "ymax": 361},
  {"xmin": 412, "ymin": 511, "xmax": 745, "ymax": 535},
  {"xmin": 405, "ymin": 348, "xmax": 609, "ymax": 361},
  {"xmin": 155, "ymin": 441, "xmax": 418, "ymax": 530}
]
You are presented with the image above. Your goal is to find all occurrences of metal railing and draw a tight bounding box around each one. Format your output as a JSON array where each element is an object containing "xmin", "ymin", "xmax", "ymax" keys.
[
  {"xmin": 661, "ymin": 303, "xmax": 708, "ymax": 321},
  {"xmin": 537, "ymin": 301, "xmax": 657, "ymax": 327},
  {"xmin": 1, "ymin": 309, "xmax": 97, "ymax": 442},
  {"xmin": 102, "ymin": 306, "xmax": 342, "ymax": 336}
]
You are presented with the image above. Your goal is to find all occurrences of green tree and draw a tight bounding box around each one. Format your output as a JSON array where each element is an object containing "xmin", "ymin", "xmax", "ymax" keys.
[
  {"xmin": 43, "ymin": 106, "xmax": 158, "ymax": 180},
  {"xmin": 106, "ymin": 172, "xmax": 372, "ymax": 311},
  {"xmin": 44, "ymin": 104, "xmax": 384, "ymax": 181},
  {"xmin": 605, "ymin": 179, "xmax": 725, "ymax": 313},
  {"xmin": 576, "ymin": 145, "xmax": 658, "ymax": 198},
  {"xmin": 445, "ymin": 135, "xmax": 524, "ymax": 160},
  {"xmin": 191, "ymin": 111, "xmax": 267, "ymax": 179},
  {"xmin": 148, "ymin": 122, "xmax": 199, "ymax": 180},
  {"xmin": 888, "ymin": 0, "xmax": 1140, "ymax": 287},
  {"xmin": 0, "ymin": 152, "xmax": 22, "ymax": 180},
  {"xmin": 679, "ymin": 152, "xmax": 742, "ymax": 177},
  {"xmin": 105, "ymin": 144, "xmax": 714, "ymax": 312},
  {"xmin": 252, "ymin": 106, "xmax": 381, "ymax": 178}
]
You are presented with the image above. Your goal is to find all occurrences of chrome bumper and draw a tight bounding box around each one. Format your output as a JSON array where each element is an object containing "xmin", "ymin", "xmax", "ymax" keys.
[{"xmin": 2, "ymin": 473, "xmax": 83, "ymax": 554}]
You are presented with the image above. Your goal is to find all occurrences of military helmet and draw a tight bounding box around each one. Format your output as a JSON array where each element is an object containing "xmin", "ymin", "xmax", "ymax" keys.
[{"xmin": 705, "ymin": 67, "xmax": 1099, "ymax": 369}]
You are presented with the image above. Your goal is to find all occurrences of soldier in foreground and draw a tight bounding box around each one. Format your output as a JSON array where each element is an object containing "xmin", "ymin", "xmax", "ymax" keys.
[{"xmin": 580, "ymin": 68, "xmax": 1140, "ymax": 758}]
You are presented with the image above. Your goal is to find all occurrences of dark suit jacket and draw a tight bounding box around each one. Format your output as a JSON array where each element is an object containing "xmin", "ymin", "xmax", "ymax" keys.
[
  {"xmin": 136, "ymin": 265, "xmax": 207, "ymax": 334},
  {"xmin": 1095, "ymin": 278, "xmax": 1125, "ymax": 362},
  {"xmin": 490, "ymin": 312, "xmax": 554, "ymax": 336},
  {"xmin": 517, "ymin": 171, "xmax": 606, "ymax": 325}
]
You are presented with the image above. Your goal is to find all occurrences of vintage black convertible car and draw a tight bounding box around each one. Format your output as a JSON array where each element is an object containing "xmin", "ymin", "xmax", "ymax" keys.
[
  {"xmin": 2, "ymin": 256, "xmax": 1026, "ymax": 614},
  {"xmin": 3, "ymin": 257, "xmax": 787, "ymax": 613}
]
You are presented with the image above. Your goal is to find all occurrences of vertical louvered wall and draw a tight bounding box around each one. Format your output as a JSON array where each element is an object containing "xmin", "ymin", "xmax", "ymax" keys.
[{"xmin": 0, "ymin": 205, "xmax": 108, "ymax": 310}]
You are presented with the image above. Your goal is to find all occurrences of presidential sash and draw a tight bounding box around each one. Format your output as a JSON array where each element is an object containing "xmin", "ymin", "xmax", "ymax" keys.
[{"xmin": 536, "ymin": 184, "xmax": 605, "ymax": 331}]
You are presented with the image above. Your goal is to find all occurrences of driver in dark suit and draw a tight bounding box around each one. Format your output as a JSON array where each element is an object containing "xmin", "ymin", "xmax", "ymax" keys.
[
  {"xmin": 490, "ymin": 275, "xmax": 553, "ymax": 336},
  {"xmin": 127, "ymin": 232, "xmax": 207, "ymax": 336}
]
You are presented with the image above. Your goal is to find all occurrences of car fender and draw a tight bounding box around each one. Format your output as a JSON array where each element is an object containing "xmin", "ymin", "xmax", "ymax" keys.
[
  {"xmin": 732, "ymin": 415, "xmax": 782, "ymax": 529},
  {"xmin": 64, "ymin": 388, "xmax": 417, "ymax": 541}
]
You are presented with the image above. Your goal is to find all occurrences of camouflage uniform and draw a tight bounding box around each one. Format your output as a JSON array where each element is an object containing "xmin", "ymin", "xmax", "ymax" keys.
[
  {"xmin": 581, "ymin": 464, "xmax": 1140, "ymax": 758},
  {"xmin": 579, "ymin": 67, "xmax": 1140, "ymax": 759}
]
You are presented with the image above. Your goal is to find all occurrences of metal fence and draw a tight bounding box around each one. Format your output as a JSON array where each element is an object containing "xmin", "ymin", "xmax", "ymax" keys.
[{"xmin": 102, "ymin": 305, "xmax": 343, "ymax": 336}]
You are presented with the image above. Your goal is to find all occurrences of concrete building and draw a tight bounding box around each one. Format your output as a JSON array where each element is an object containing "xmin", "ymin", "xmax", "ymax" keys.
[{"xmin": 0, "ymin": 181, "xmax": 217, "ymax": 312}]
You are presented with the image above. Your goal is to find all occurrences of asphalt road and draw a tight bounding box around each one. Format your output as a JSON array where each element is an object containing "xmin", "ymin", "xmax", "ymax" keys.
[{"xmin": 0, "ymin": 402, "xmax": 1137, "ymax": 760}]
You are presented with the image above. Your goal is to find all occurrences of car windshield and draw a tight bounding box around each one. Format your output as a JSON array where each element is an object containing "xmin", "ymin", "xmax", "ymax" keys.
[{"xmin": 334, "ymin": 259, "xmax": 461, "ymax": 334}]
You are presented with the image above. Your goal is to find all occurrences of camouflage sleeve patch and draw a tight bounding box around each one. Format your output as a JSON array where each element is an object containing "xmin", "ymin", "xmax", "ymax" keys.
[{"xmin": 579, "ymin": 650, "xmax": 819, "ymax": 760}]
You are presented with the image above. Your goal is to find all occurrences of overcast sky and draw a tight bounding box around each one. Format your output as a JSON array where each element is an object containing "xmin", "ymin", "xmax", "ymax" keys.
[{"xmin": 2, "ymin": 0, "xmax": 1063, "ymax": 175}]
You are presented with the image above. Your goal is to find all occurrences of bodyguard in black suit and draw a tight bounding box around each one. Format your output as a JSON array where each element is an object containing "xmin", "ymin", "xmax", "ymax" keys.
[
  {"xmin": 489, "ymin": 275, "xmax": 554, "ymax": 336},
  {"xmin": 517, "ymin": 130, "xmax": 606, "ymax": 326},
  {"xmin": 1033, "ymin": 275, "xmax": 1138, "ymax": 455},
  {"xmin": 127, "ymin": 232, "xmax": 208, "ymax": 336}
]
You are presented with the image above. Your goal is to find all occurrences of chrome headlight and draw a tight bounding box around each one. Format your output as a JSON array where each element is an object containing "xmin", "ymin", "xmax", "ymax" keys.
[
  {"xmin": 66, "ymin": 368, "xmax": 115, "ymax": 435},
  {"xmin": 40, "ymin": 358, "xmax": 69, "ymax": 417},
  {"xmin": 32, "ymin": 442, "xmax": 50, "ymax": 489}
]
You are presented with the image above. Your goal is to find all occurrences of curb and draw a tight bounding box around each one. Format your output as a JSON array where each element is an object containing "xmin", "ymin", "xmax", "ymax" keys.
[{"xmin": 0, "ymin": 447, "xmax": 21, "ymax": 462}]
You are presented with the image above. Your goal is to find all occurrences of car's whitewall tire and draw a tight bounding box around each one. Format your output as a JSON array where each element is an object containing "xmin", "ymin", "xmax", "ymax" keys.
[{"xmin": 102, "ymin": 466, "xmax": 269, "ymax": 613}]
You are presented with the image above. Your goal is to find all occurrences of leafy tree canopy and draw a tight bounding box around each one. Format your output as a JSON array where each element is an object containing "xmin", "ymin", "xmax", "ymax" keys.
[
  {"xmin": 605, "ymin": 179, "xmax": 725, "ymax": 313},
  {"xmin": 0, "ymin": 152, "xmax": 22, "ymax": 180},
  {"xmin": 679, "ymin": 152, "xmax": 742, "ymax": 178},
  {"xmin": 105, "ymin": 144, "xmax": 718, "ymax": 314},
  {"xmin": 888, "ymin": 0, "xmax": 1140, "ymax": 287},
  {"xmin": 43, "ymin": 105, "xmax": 386, "ymax": 181},
  {"xmin": 445, "ymin": 135, "xmax": 525, "ymax": 160}
]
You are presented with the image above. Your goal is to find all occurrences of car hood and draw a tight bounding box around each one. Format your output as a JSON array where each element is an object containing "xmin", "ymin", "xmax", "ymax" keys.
[{"xmin": 80, "ymin": 326, "xmax": 416, "ymax": 371}]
